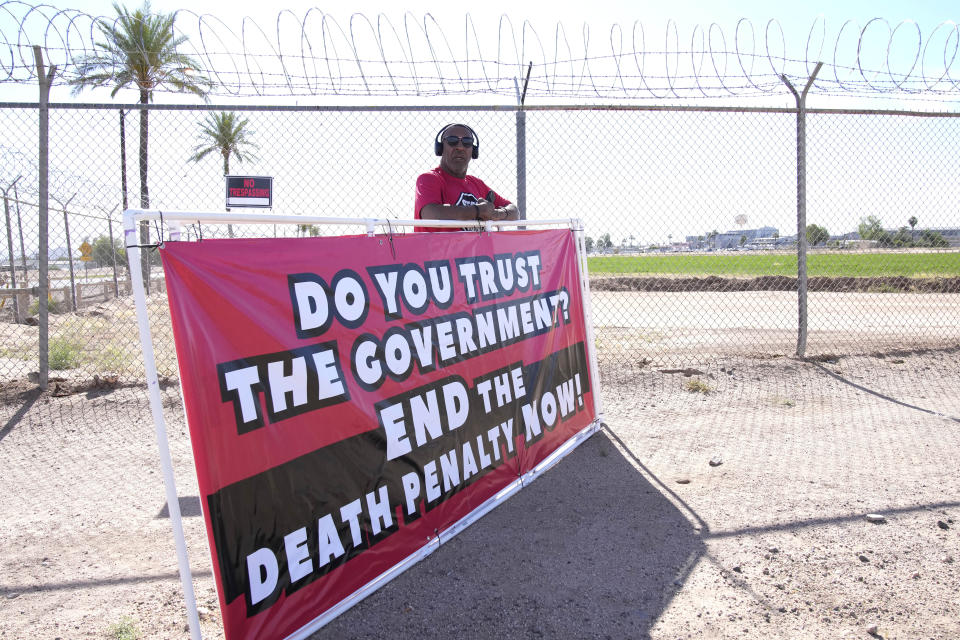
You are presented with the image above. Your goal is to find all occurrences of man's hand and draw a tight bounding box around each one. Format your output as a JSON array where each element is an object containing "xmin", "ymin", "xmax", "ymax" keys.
[
  {"xmin": 477, "ymin": 202, "xmax": 520, "ymax": 222},
  {"xmin": 475, "ymin": 199, "xmax": 497, "ymax": 220}
]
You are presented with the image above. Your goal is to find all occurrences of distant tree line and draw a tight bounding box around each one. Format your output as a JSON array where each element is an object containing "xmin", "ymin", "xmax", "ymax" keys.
[
  {"xmin": 856, "ymin": 215, "xmax": 949, "ymax": 248},
  {"xmin": 584, "ymin": 234, "xmax": 613, "ymax": 253},
  {"xmin": 804, "ymin": 217, "xmax": 950, "ymax": 248},
  {"xmin": 586, "ymin": 216, "xmax": 951, "ymax": 254}
]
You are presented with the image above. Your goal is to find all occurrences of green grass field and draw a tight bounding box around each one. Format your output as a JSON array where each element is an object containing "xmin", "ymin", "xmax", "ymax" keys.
[{"xmin": 587, "ymin": 251, "xmax": 960, "ymax": 278}]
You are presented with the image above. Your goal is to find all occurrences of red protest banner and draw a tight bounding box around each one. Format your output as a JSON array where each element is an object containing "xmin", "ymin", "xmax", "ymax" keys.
[{"xmin": 160, "ymin": 228, "xmax": 597, "ymax": 640}]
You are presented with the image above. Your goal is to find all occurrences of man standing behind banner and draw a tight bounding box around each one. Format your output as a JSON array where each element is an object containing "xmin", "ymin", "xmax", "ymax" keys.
[{"xmin": 414, "ymin": 123, "xmax": 521, "ymax": 232}]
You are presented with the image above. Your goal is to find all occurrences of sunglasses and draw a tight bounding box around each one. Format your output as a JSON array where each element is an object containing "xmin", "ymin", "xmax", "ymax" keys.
[{"xmin": 443, "ymin": 135, "xmax": 475, "ymax": 148}]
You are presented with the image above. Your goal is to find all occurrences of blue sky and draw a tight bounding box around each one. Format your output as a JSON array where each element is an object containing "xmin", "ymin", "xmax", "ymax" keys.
[{"xmin": 42, "ymin": 0, "xmax": 960, "ymax": 28}]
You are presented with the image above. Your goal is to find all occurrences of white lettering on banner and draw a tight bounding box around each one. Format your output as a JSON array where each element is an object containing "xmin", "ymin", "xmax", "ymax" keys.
[
  {"xmin": 402, "ymin": 269, "xmax": 428, "ymax": 311},
  {"xmin": 245, "ymin": 485, "xmax": 392, "ymax": 606},
  {"xmin": 438, "ymin": 448, "xmax": 459, "ymax": 492},
  {"xmin": 316, "ymin": 514, "xmax": 345, "ymax": 567},
  {"xmin": 475, "ymin": 366, "xmax": 526, "ymax": 413},
  {"xmin": 334, "ymin": 276, "xmax": 366, "ymax": 324},
  {"xmin": 410, "ymin": 390, "xmax": 443, "ymax": 447},
  {"xmin": 461, "ymin": 438, "xmax": 479, "ymax": 480},
  {"xmin": 179, "ymin": 229, "xmax": 599, "ymax": 630},
  {"xmin": 368, "ymin": 262, "xmax": 454, "ymax": 318},
  {"xmin": 401, "ymin": 472, "xmax": 421, "ymax": 516},
  {"xmin": 339, "ymin": 499, "xmax": 364, "ymax": 548},
  {"xmin": 404, "ymin": 424, "xmax": 508, "ymax": 509},
  {"xmin": 292, "ymin": 280, "xmax": 329, "ymax": 332},
  {"xmin": 223, "ymin": 366, "xmax": 261, "ymax": 424},
  {"xmin": 288, "ymin": 270, "xmax": 369, "ymax": 337},
  {"xmin": 435, "ymin": 320, "xmax": 456, "ymax": 360},
  {"xmin": 366, "ymin": 486, "xmax": 393, "ymax": 536},
  {"xmin": 522, "ymin": 402, "xmax": 542, "ymax": 441},
  {"xmin": 349, "ymin": 291, "xmax": 569, "ymax": 391},
  {"xmin": 370, "ymin": 270, "xmax": 399, "ymax": 314},
  {"xmin": 423, "ymin": 460, "xmax": 441, "ymax": 502},
  {"xmin": 518, "ymin": 373, "xmax": 583, "ymax": 442},
  {"xmin": 380, "ymin": 402, "xmax": 411, "ymax": 459},
  {"xmin": 539, "ymin": 391, "xmax": 558, "ymax": 428},
  {"xmin": 396, "ymin": 417, "xmax": 515, "ymax": 514},
  {"xmin": 408, "ymin": 326, "xmax": 433, "ymax": 369},
  {"xmin": 284, "ymin": 527, "xmax": 313, "ymax": 583},
  {"xmin": 353, "ymin": 338, "xmax": 381, "ymax": 386},
  {"xmin": 455, "ymin": 253, "xmax": 543, "ymax": 303},
  {"xmin": 267, "ymin": 358, "xmax": 307, "ymax": 413},
  {"xmin": 455, "ymin": 316, "xmax": 478, "ymax": 354},
  {"xmin": 247, "ymin": 548, "xmax": 279, "ymax": 606},
  {"xmin": 383, "ymin": 332, "xmax": 411, "ymax": 375},
  {"xmin": 379, "ymin": 380, "xmax": 469, "ymax": 461},
  {"xmin": 219, "ymin": 345, "xmax": 347, "ymax": 430}
]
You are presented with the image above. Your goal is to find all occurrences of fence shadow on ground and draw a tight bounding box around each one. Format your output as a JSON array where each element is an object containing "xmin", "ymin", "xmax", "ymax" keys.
[
  {"xmin": 810, "ymin": 360, "xmax": 960, "ymax": 423},
  {"xmin": 0, "ymin": 385, "xmax": 42, "ymax": 442}
]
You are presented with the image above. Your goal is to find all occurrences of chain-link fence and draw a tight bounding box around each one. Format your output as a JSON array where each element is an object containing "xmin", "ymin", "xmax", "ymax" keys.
[
  {"xmin": 2, "ymin": 99, "xmax": 960, "ymax": 640},
  {"xmin": 3, "ymin": 7, "xmax": 960, "ymax": 637},
  {"xmin": 1, "ymin": 103, "xmax": 959, "ymax": 391}
]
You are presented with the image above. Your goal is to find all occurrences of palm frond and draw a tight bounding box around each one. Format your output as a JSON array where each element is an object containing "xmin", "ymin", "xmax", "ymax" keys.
[
  {"xmin": 188, "ymin": 111, "xmax": 258, "ymax": 167},
  {"xmin": 70, "ymin": 1, "xmax": 210, "ymax": 99}
]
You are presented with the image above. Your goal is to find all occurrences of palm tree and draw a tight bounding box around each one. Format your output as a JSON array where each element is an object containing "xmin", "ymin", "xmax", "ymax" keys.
[
  {"xmin": 908, "ymin": 215, "xmax": 918, "ymax": 240},
  {"xmin": 189, "ymin": 112, "xmax": 257, "ymax": 237},
  {"xmin": 69, "ymin": 1, "xmax": 210, "ymax": 287},
  {"xmin": 707, "ymin": 229, "xmax": 719, "ymax": 249}
]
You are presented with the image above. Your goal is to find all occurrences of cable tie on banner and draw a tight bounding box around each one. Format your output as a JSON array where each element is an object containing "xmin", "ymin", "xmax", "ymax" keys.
[
  {"xmin": 196, "ymin": 221, "xmax": 203, "ymax": 242},
  {"xmin": 151, "ymin": 210, "xmax": 165, "ymax": 249},
  {"xmin": 385, "ymin": 219, "xmax": 397, "ymax": 260}
]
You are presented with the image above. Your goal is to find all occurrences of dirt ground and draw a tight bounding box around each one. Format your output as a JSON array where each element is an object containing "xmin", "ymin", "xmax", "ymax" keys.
[{"xmin": 1, "ymin": 345, "xmax": 958, "ymax": 640}]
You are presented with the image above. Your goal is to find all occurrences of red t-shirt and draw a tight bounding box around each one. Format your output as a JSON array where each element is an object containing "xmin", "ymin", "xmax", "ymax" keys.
[{"xmin": 414, "ymin": 166, "xmax": 512, "ymax": 232}]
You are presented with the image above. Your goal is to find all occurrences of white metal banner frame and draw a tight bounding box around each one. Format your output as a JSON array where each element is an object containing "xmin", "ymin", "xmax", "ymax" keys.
[{"xmin": 123, "ymin": 209, "xmax": 606, "ymax": 640}]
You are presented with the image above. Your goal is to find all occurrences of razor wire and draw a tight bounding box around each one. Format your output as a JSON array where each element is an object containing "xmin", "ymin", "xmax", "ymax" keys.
[{"xmin": 1, "ymin": 3, "xmax": 960, "ymax": 101}]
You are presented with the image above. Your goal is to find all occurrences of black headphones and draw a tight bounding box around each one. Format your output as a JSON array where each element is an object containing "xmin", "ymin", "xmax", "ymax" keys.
[{"xmin": 434, "ymin": 123, "xmax": 479, "ymax": 159}]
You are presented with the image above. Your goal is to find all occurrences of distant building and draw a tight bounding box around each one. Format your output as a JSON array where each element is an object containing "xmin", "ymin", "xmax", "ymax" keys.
[
  {"xmin": 685, "ymin": 235, "xmax": 708, "ymax": 249},
  {"xmin": 687, "ymin": 226, "xmax": 779, "ymax": 250},
  {"xmin": 715, "ymin": 226, "xmax": 778, "ymax": 249}
]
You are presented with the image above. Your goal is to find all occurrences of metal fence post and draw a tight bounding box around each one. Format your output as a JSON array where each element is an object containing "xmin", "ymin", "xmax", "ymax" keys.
[
  {"xmin": 137, "ymin": 105, "xmax": 151, "ymax": 296},
  {"xmin": 13, "ymin": 182, "xmax": 28, "ymax": 287},
  {"xmin": 60, "ymin": 196, "xmax": 78, "ymax": 311},
  {"xmin": 781, "ymin": 62, "xmax": 822, "ymax": 358},
  {"xmin": 2, "ymin": 200, "xmax": 16, "ymax": 320},
  {"xmin": 516, "ymin": 62, "xmax": 532, "ymax": 220},
  {"xmin": 3, "ymin": 181, "xmax": 21, "ymax": 322},
  {"xmin": 33, "ymin": 45, "xmax": 55, "ymax": 390},
  {"xmin": 107, "ymin": 208, "xmax": 120, "ymax": 298},
  {"xmin": 516, "ymin": 109, "xmax": 526, "ymax": 220},
  {"xmin": 120, "ymin": 109, "xmax": 129, "ymax": 212}
]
